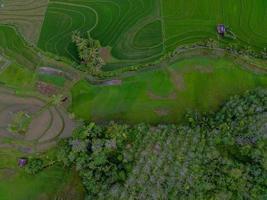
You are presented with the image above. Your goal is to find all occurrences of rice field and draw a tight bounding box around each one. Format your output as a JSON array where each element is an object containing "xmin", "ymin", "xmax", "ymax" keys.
[
  {"xmin": 0, "ymin": 25, "xmax": 41, "ymax": 69},
  {"xmin": 38, "ymin": 0, "xmax": 163, "ymax": 68},
  {"xmin": 38, "ymin": 0, "xmax": 267, "ymax": 70},
  {"xmin": 0, "ymin": 87, "xmax": 75, "ymax": 152},
  {"xmin": 162, "ymin": 0, "xmax": 267, "ymax": 51},
  {"xmin": 0, "ymin": 0, "xmax": 48, "ymax": 44}
]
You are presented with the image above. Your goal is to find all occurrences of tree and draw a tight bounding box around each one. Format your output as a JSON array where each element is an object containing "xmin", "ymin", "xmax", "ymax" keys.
[
  {"xmin": 51, "ymin": 94, "xmax": 63, "ymax": 106},
  {"xmin": 25, "ymin": 158, "xmax": 44, "ymax": 175},
  {"xmin": 261, "ymin": 48, "xmax": 267, "ymax": 59},
  {"xmin": 72, "ymin": 31, "xmax": 105, "ymax": 72}
]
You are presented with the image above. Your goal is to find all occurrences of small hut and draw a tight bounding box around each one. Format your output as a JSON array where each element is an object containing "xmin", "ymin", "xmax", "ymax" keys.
[
  {"xmin": 18, "ymin": 158, "xmax": 28, "ymax": 167},
  {"xmin": 217, "ymin": 24, "xmax": 226, "ymax": 36}
]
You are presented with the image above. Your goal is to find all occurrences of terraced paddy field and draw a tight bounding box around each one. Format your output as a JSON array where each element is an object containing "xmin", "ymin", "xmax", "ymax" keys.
[
  {"xmin": 37, "ymin": 0, "xmax": 164, "ymax": 67},
  {"xmin": 0, "ymin": 87, "xmax": 75, "ymax": 152},
  {"xmin": 38, "ymin": 0, "xmax": 267, "ymax": 70},
  {"xmin": 162, "ymin": 0, "xmax": 267, "ymax": 50},
  {"xmin": 0, "ymin": 25, "xmax": 41, "ymax": 69},
  {"xmin": 70, "ymin": 50, "xmax": 267, "ymax": 124},
  {"xmin": 0, "ymin": 0, "xmax": 48, "ymax": 44}
]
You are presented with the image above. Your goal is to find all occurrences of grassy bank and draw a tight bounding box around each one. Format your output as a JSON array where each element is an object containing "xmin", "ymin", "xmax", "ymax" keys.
[{"xmin": 70, "ymin": 56, "xmax": 267, "ymax": 123}]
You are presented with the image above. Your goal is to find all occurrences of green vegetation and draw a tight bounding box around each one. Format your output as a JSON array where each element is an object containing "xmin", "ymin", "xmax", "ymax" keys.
[
  {"xmin": 0, "ymin": 63, "xmax": 36, "ymax": 88},
  {"xmin": 25, "ymin": 158, "xmax": 44, "ymax": 175},
  {"xmin": 0, "ymin": 25, "xmax": 40, "ymax": 69},
  {"xmin": 59, "ymin": 88, "xmax": 267, "ymax": 199},
  {"xmin": 0, "ymin": 1, "xmax": 267, "ymax": 199},
  {"xmin": 72, "ymin": 31, "xmax": 105, "ymax": 72},
  {"xmin": 38, "ymin": 74, "xmax": 65, "ymax": 87},
  {"xmin": 163, "ymin": 0, "xmax": 267, "ymax": 51},
  {"xmin": 70, "ymin": 56, "xmax": 267, "ymax": 123},
  {"xmin": 38, "ymin": 0, "xmax": 163, "ymax": 67},
  {"xmin": 8, "ymin": 111, "xmax": 32, "ymax": 134},
  {"xmin": 38, "ymin": 0, "xmax": 267, "ymax": 70},
  {"xmin": 0, "ymin": 148, "xmax": 84, "ymax": 200}
]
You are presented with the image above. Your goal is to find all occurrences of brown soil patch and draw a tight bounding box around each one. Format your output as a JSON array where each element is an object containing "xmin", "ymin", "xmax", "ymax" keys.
[
  {"xmin": 58, "ymin": 108, "xmax": 76, "ymax": 139},
  {"xmin": 147, "ymin": 91, "xmax": 177, "ymax": 100},
  {"xmin": 101, "ymin": 79, "xmax": 122, "ymax": 86},
  {"xmin": 168, "ymin": 68, "xmax": 186, "ymax": 90},
  {"xmin": 100, "ymin": 47, "xmax": 112, "ymax": 63},
  {"xmin": 193, "ymin": 65, "xmax": 214, "ymax": 73},
  {"xmin": 38, "ymin": 107, "xmax": 63, "ymax": 142},
  {"xmin": 36, "ymin": 81, "xmax": 58, "ymax": 96},
  {"xmin": 25, "ymin": 109, "xmax": 51, "ymax": 141},
  {"xmin": 35, "ymin": 141, "xmax": 57, "ymax": 152},
  {"xmin": 154, "ymin": 108, "xmax": 169, "ymax": 116}
]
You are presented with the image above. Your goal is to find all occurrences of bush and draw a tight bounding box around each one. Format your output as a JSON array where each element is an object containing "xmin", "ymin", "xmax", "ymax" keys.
[{"xmin": 25, "ymin": 158, "xmax": 44, "ymax": 175}]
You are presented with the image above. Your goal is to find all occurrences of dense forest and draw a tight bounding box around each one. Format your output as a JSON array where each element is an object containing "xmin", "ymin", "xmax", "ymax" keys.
[{"xmin": 56, "ymin": 88, "xmax": 267, "ymax": 199}]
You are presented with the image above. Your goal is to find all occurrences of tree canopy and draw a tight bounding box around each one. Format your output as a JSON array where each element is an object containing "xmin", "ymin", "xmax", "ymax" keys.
[
  {"xmin": 72, "ymin": 31, "xmax": 105, "ymax": 72},
  {"xmin": 57, "ymin": 88, "xmax": 267, "ymax": 199}
]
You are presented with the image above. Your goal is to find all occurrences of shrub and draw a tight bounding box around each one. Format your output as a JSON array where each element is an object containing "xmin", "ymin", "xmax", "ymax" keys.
[{"xmin": 25, "ymin": 158, "xmax": 44, "ymax": 175}]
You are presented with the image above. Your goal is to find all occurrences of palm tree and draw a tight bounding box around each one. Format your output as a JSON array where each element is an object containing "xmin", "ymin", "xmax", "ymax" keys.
[
  {"xmin": 261, "ymin": 48, "xmax": 267, "ymax": 59},
  {"xmin": 72, "ymin": 30, "xmax": 105, "ymax": 71},
  {"xmin": 51, "ymin": 94, "xmax": 63, "ymax": 106}
]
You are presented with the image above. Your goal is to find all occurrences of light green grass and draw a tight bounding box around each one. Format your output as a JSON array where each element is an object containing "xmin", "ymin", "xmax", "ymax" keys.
[
  {"xmin": 0, "ymin": 148, "xmax": 83, "ymax": 200},
  {"xmin": 38, "ymin": 74, "xmax": 65, "ymax": 87},
  {"xmin": 8, "ymin": 111, "xmax": 32, "ymax": 134},
  {"xmin": 70, "ymin": 56, "xmax": 267, "ymax": 124},
  {"xmin": 0, "ymin": 63, "xmax": 36, "ymax": 88},
  {"xmin": 0, "ymin": 165, "xmax": 68, "ymax": 200}
]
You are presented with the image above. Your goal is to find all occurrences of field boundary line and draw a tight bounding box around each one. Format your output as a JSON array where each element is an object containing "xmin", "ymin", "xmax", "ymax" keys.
[
  {"xmin": 36, "ymin": 0, "xmax": 50, "ymax": 44},
  {"xmin": 159, "ymin": 0, "xmax": 166, "ymax": 52}
]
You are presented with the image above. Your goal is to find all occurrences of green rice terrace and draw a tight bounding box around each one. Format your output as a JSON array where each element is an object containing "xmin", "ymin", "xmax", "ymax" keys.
[{"xmin": 0, "ymin": 0, "xmax": 267, "ymax": 199}]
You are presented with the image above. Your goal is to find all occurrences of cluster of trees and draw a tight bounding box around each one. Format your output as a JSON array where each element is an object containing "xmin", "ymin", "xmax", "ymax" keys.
[
  {"xmin": 56, "ymin": 88, "xmax": 267, "ymax": 199},
  {"xmin": 72, "ymin": 31, "xmax": 105, "ymax": 72}
]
